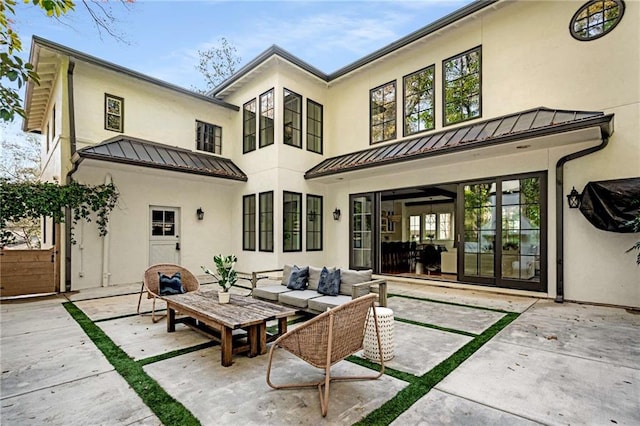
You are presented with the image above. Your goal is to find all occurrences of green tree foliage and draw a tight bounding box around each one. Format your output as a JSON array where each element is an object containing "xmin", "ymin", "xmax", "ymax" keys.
[
  {"xmin": 0, "ymin": 179, "xmax": 119, "ymax": 246},
  {"xmin": 194, "ymin": 37, "xmax": 241, "ymax": 93}
]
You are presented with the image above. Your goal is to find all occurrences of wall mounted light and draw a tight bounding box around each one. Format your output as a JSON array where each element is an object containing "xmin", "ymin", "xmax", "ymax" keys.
[
  {"xmin": 566, "ymin": 187, "xmax": 582, "ymax": 209},
  {"xmin": 333, "ymin": 208, "xmax": 341, "ymax": 221},
  {"xmin": 196, "ymin": 207, "xmax": 205, "ymax": 220}
]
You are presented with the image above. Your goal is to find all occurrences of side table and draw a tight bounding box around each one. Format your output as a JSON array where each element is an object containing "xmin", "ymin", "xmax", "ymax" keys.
[{"xmin": 363, "ymin": 307, "xmax": 395, "ymax": 362}]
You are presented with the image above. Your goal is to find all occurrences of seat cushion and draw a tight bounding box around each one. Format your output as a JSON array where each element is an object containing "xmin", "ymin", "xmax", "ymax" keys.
[
  {"xmin": 339, "ymin": 269, "xmax": 372, "ymax": 296},
  {"xmin": 278, "ymin": 290, "xmax": 322, "ymax": 309},
  {"xmin": 253, "ymin": 285, "xmax": 292, "ymax": 301},
  {"xmin": 307, "ymin": 294, "xmax": 353, "ymax": 313}
]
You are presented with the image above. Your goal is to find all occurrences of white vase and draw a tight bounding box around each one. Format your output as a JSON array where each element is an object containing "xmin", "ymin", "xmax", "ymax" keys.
[{"xmin": 218, "ymin": 291, "xmax": 230, "ymax": 304}]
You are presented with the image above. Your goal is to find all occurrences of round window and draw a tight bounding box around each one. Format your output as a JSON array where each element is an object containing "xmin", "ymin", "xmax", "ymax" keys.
[{"xmin": 570, "ymin": 0, "xmax": 625, "ymax": 41}]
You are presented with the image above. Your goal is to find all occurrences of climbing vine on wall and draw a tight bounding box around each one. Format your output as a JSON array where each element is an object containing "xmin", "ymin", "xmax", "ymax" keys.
[{"xmin": 0, "ymin": 179, "xmax": 119, "ymax": 246}]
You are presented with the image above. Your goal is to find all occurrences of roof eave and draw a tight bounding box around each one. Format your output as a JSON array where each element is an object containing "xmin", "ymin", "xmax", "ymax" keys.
[
  {"xmin": 305, "ymin": 113, "xmax": 614, "ymax": 179},
  {"xmin": 29, "ymin": 36, "xmax": 239, "ymax": 112}
]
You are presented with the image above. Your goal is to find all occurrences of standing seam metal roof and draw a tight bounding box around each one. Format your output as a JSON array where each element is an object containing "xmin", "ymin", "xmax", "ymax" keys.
[
  {"xmin": 304, "ymin": 107, "xmax": 614, "ymax": 179},
  {"xmin": 75, "ymin": 137, "xmax": 247, "ymax": 182}
]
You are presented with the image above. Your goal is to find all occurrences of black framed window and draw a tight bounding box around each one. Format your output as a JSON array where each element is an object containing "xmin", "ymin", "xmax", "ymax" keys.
[
  {"xmin": 105, "ymin": 93, "xmax": 124, "ymax": 132},
  {"xmin": 283, "ymin": 88, "xmax": 302, "ymax": 148},
  {"xmin": 243, "ymin": 194, "xmax": 256, "ymax": 251},
  {"xmin": 307, "ymin": 99, "xmax": 323, "ymax": 154},
  {"xmin": 259, "ymin": 89, "xmax": 274, "ymax": 148},
  {"xmin": 306, "ymin": 194, "xmax": 323, "ymax": 251},
  {"xmin": 404, "ymin": 65, "xmax": 435, "ymax": 136},
  {"xmin": 259, "ymin": 191, "xmax": 274, "ymax": 252},
  {"xmin": 243, "ymin": 99, "xmax": 257, "ymax": 153},
  {"xmin": 283, "ymin": 191, "xmax": 302, "ymax": 252},
  {"xmin": 370, "ymin": 81, "xmax": 396, "ymax": 144},
  {"xmin": 196, "ymin": 120, "xmax": 222, "ymax": 154},
  {"xmin": 443, "ymin": 46, "xmax": 481, "ymax": 126},
  {"xmin": 570, "ymin": 0, "xmax": 625, "ymax": 41}
]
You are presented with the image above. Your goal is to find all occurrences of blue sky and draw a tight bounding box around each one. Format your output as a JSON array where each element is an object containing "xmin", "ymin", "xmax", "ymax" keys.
[{"xmin": 12, "ymin": 0, "xmax": 473, "ymax": 92}]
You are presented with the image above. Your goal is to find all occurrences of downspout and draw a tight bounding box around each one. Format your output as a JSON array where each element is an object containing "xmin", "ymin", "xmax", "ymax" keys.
[
  {"xmin": 555, "ymin": 135, "xmax": 609, "ymax": 303},
  {"xmin": 64, "ymin": 59, "xmax": 76, "ymax": 292},
  {"xmin": 101, "ymin": 174, "xmax": 112, "ymax": 287}
]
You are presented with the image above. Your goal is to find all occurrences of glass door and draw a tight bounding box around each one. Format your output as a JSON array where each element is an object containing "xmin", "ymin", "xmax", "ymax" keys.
[
  {"xmin": 350, "ymin": 194, "xmax": 375, "ymax": 270},
  {"xmin": 460, "ymin": 173, "xmax": 546, "ymax": 291}
]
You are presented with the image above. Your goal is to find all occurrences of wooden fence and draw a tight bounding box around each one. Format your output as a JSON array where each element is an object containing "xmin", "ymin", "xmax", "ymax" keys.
[{"xmin": 0, "ymin": 248, "xmax": 59, "ymax": 297}]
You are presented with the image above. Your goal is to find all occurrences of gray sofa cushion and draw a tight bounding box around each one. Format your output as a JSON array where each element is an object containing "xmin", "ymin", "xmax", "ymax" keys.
[
  {"xmin": 278, "ymin": 290, "xmax": 322, "ymax": 309},
  {"xmin": 307, "ymin": 294, "xmax": 352, "ymax": 313},
  {"xmin": 253, "ymin": 285, "xmax": 292, "ymax": 301},
  {"xmin": 281, "ymin": 264, "xmax": 294, "ymax": 285},
  {"xmin": 339, "ymin": 269, "xmax": 373, "ymax": 296},
  {"xmin": 308, "ymin": 266, "xmax": 323, "ymax": 290}
]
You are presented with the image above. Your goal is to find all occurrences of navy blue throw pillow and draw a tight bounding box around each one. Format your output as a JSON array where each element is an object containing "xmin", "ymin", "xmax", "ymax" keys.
[
  {"xmin": 286, "ymin": 265, "xmax": 309, "ymax": 290},
  {"xmin": 318, "ymin": 267, "xmax": 341, "ymax": 296},
  {"xmin": 158, "ymin": 272, "xmax": 185, "ymax": 296}
]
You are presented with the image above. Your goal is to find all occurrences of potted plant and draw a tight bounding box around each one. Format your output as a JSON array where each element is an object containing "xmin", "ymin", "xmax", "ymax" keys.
[{"xmin": 202, "ymin": 254, "xmax": 237, "ymax": 303}]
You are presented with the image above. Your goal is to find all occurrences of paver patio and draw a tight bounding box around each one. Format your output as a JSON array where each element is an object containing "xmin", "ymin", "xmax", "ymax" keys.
[{"xmin": 1, "ymin": 281, "xmax": 638, "ymax": 425}]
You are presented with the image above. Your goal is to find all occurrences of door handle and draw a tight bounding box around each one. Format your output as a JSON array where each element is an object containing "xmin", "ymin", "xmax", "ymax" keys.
[{"xmin": 176, "ymin": 242, "xmax": 181, "ymax": 251}]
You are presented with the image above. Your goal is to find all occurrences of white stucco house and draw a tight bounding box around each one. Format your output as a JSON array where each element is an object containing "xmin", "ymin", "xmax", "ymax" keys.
[{"xmin": 23, "ymin": 0, "xmax": 639, "ymax": 307}]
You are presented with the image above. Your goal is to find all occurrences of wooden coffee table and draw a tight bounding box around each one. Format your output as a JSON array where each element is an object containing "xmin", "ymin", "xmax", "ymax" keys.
[{"xmin": 161, "ymin": 290, "xmax": 296, "ymax": 367}]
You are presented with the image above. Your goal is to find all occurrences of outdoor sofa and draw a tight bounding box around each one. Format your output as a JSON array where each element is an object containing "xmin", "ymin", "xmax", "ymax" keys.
[{"xmin": 250, "ymin": 265, "xmax": 387, "ymax": 314}]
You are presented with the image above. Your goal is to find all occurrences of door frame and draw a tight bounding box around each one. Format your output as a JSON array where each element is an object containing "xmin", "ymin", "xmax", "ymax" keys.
[{"xmin": 148, "ymin": 206, "xmax": 181, "ymax": 266}]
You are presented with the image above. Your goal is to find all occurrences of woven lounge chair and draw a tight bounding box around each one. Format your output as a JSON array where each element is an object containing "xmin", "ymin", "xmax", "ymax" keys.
[
  {"xmin": 266, "ymin": 293, "xmax": 384, "ymax": 417},
  {"xmin": 137, "ymin": 263, "xmax": 200, "ymax": 323}
]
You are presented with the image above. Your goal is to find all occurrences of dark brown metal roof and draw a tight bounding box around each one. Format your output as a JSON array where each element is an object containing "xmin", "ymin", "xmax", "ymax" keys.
[
  {"xmin": 305, "ymin": 107, "xmax": 614, "ymax": 179},
  {"xmin": 75, "ymin": 137, "xmax": 247, "ymax": 181}
]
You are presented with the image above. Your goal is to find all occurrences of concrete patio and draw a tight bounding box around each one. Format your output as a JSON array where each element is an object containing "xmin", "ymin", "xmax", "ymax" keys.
[{"xmin": 1, "ymin": 281, "xmax": 638, "ymax": 425}]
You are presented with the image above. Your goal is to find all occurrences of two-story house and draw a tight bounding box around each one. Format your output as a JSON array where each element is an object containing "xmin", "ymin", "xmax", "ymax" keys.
[{"xmin": 23, "ymin": 0, "xmax": 639, "ymax": 307}]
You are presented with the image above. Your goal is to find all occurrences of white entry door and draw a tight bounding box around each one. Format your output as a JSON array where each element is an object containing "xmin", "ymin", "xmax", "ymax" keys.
[{"xmin": 149, "ymin": 207, "xmax": 181, "ymax": 265}]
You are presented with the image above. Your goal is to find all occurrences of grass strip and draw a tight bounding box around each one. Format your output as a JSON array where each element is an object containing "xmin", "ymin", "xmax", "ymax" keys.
[
  {"xmin": 388, "ymin": 293, "xmax": 513, "ymax": 314},
  {"xmin": 138, "ymin": 341, "xmax": 217, "ymax": 367},
  {"xmin": 394, "ymin": 317, "xmax": 478, "ymax": 337},
  {"xmin": 346, "ymin": 355, "xmax": 418, "ymax": 384},
  {"xmin": 63, "ymin": 302, "xmax": 201, "ymax": 426},
  {"xmin": 353, "ymin": 312, "xmax": 519, "ymax": 425}
]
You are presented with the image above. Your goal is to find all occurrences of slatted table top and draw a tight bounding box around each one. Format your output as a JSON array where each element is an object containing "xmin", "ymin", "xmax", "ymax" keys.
[{"xmin": 162, "ymin": 290, "xmax": 296, "ymax": 329}]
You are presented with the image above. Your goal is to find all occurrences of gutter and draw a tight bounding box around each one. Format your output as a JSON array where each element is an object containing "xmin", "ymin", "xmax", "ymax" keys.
[
  {"xmin": 64, "ymin": 59, "xmax": 77, "ymax": 293},
  {"xmin": 555, "ymin": 136, "xmax": 610, "ymax": 303}
]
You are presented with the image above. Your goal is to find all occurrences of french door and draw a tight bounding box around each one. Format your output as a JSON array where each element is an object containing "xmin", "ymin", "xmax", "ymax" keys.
[
  {"xmin": 459, "ymin": 173, "xmax": 546, "ymax": 291},
  {"xmin": 349, "ymin": 193, "xmax": 377, "ymax": 270}
]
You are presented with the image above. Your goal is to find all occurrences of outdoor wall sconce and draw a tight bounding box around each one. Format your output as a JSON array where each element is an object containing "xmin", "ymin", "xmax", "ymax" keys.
[
  {"xmin": 333, "ymin": 208, "xmax": 341, "ymax": 221},
  {"xmin": 566, "ymin": 187, "xmax": 582, "ymax": 209},
  {"xmin": 196, "ymin": 207, "xmax": 205, "ymax": 220}
]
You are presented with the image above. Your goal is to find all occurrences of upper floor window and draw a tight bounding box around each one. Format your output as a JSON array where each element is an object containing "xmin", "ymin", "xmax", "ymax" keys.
[
  {"xmin": 105, "ymin": 94, "xmax": 124, "ymax": 132},
  {"xmin": 404, "ymin": 65, "xmax": 435, "ymax": 136},
  {"xmin": 196, "ymin": 120, "xmax": 222, "ymax": 154},
  {"xmin": 283, "ymin": 89, "xmax": 302, "ymax": 148},
  {"xmin": 259, "ymin": 89, "xmax": 274, "ymax": 148},
  {"xmin": 259, "ymin": 191, "xmax": 274, "ymax": 252},
  {"xmin": 307, "ymin": 99, "xmax": 323, "ymax": 154},
  {"xmin": 443, "ymin": 47, "xmax": 481, "ymax": 126},
  {"xmin": 370, "ymin": 81, "xmax": 396, "ymax": 144},
  {"xmin": 570, "ymin": 0, "xmax": 625, "ymax": 41},
  {"xmin": 306, "ymin": 194, "xmax": 323, "ymax": 251},
  {"xmin": 283, "ymin": 191, "xmax": 302, "ymax": 252},
  {"xmin": 243, "ymin": 99, "xmax": 257, "ymax": 153},
  {"xmin": 243, "ymin": 194, "xmax": 256, "ymax": 251}
]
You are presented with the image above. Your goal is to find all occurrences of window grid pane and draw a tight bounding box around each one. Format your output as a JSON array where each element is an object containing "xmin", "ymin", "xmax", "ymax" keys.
[
  {"xmin": 259, "ymin": 192, "xmax": 274, "ymax": 251},
  {"xmin": 283, "ymin": 191, "xmax": 302, "ymax": 252},
  {"xmin": 370, "ymin": 81, "xmax": 396, "ymax": 144},
  {"xmin": 243, "ymin": 195, "xmax": 256, "ymax": 251},
  {"xmin": 307, "ymin": 99, "xmax": 323, "ymax": 153},
  {"xmin": 196, "ymin": 121, "xmax": 222, "ymax": 154},
  {"xmin": 306, "ymin": 194, "xmax": 323, "ymax": 250},
  {"xmin": 105, "ymin": 94, "xmax": 124, "ymax": 132},
  {"xmin": 243, "ymin": 99, "xmax": 257, "ymax": 153},
  {"xmin": 444, "ymin": 48, "xmax": 481, "ymax": 126},
  {"xmin": 260, "ymin": 89, "xmax": 274, "ymax": 148},
  {"xmin": 404, "ymin": 66, "xmax": 435, "ymax": 136},
  {"xmin": 283, "ymin": 89, "xmax": 302, "ymax": 148}
]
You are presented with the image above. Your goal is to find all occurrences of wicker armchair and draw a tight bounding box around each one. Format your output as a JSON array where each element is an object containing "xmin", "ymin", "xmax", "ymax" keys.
[
  {"xmin": 137, "ymin": 263, "xmax": 200, "ymax": 323},
  {"xmin": 266, "ymin": 293, "xmax": 384, "ymax": 417}
]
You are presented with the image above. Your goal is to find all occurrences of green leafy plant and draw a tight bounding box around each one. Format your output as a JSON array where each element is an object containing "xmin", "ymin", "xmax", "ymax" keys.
[
  {"xmin": 202, "ymin": 254, "xmax": 238, "ymax": 292},
  {"xmin": 0, "ymin": 179, "xmax": 119, "ymax": 246},
  {"xmin": 626, "ymin": 212, "xmax": 640, "ymax": 265}
]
